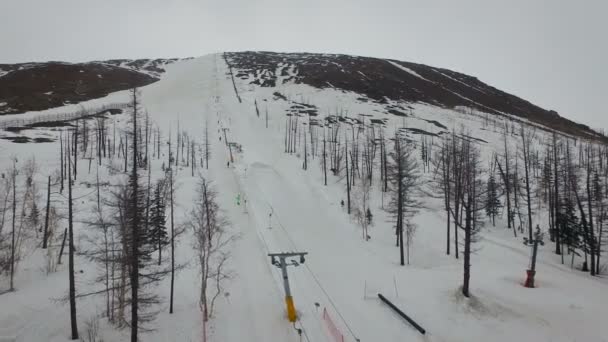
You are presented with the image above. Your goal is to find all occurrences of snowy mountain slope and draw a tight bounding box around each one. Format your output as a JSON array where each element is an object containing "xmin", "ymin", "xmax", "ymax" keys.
[
  {"xmin": 0, "ymin": 52, "xmax": 606, "ymax": 342},
  {"xmin": 225, "ymin": 51, "xmax": 606, "ymax": 142}
]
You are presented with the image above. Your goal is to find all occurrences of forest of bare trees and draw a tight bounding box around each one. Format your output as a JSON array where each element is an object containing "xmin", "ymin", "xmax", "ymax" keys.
[
  {"xmin": 279, "ymin": 103, "xmax": 607, "ymax": 299},
  {"xmin": 0, "ymin": 86, "xmax": 230, "ymax": 341}
]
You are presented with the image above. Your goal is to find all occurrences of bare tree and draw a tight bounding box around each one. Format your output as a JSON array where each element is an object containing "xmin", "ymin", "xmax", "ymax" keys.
[
  {"xmin": 552, "ymin": 133, "xmax": 562, "ymax": 255},
  {"xmin": 42, "ymin": 176, "xmax": 52, "ymax": 248},
  {"xmin": 203, "ymin": 120, "xmax": 210, "ymax": 170},
  {"xmin": 345, "ymin": 138, "xmax": 351, "ymax": 214},
  {"xmin": 353, "ymin": 179, "xmax": 371, "ymax": 240},
  {"xmin": 496, "ymin": 125, "xmax": 513, "ymax": 232},
  {"xmin": 322, "ymin": 129, "xmax": 328, "ymax": 186},
  {"xmin": 520, "ymin": 124, "xmax": 536, "ymax": 241},
  {"xmin": 386, "ymin": 133, "xmax": 421, "ymax": 266},
  {"xmin": 9, "ymin": 159, "xmax": 17, "ymax": 291},
  {"xmin": 457, "ymin": 138, "xmax": 484, "ymax": 298},
  {"xmin": 434, "ymin": 137, "xmax": 452, "ymax": 254},
  {"xmin": 68, "ymin": 134, "xmax": 79, "ymax": 340},
  {"xmin": 188, "ymin": 176, "xmax": 233, "ymax": 321},
  {"xmin": 168, "ymin": 167, "xmax": 176, "ymax": 314}
]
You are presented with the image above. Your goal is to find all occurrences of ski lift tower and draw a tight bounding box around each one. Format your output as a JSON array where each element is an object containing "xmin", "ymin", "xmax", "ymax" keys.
[{"xmin": 268, "ymin": 252, "xmax": 308, "ymax": 322}]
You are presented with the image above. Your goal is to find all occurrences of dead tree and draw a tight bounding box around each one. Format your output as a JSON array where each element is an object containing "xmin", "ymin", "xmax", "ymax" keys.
[
  {"xmin": 60, "ymin": 131, "xmax": 65, "ymax": 193},
  {"xmin": 189, "ymin": 176, "xmax": 233, "ymax": 321},
  {"xmin": 128, "ymin": 88, "xmax": 141, "ymax": 342},
  {"xmin": 169, "ymin": 167, "xmax": 176, "ymax": 314},
  {"xmin": 322, "ymin": 130, "xmax": 328, "ymax": 186},
  {"xmin": 434, "ymin": 137, "xmax": 452, "ymax": 254},
  {"xmin": 353, "ymin": 178, "xmax": 371, "ymax": 240},
  {"xmin": 191, "ymin": 141, "xmax": 196, "ymax": 176},
  {"xmin": 553, "ymin": 133, "xmax": 562, "ymax": 255},
  {"xmin": 451, "ymin": 132, "xmax": 465, "ymax": 259},
  {"xmin": 42, "ymin": 176, "xmax": 51, "ymax": 249},
  {"xmin": 345, "ymin": 138, "xmax": 351, "ymax": 214},
  {"xmin": 496, "ymin": 126, "xmax": 513, "ymax": 232},
  {"xmin": 73, "ymin": 120, "xmax": 78, "ymax": 179},
  {"xmin": 9, "ymin": 159, "xmax": 17, "ymax": 291},
  {"xmin": 458, "ymin": 138, "xmax": 483, "ymax": 298},
  {"xmin": 520, "ymin": 124, "xmax": 535, "ymax": 241},
  {"xmin": 67, "ymin": 135, "xmax": 79, "ymax": 340},
  {"xmin": 386, "ymin": 133, "xmax": 421, "ymax": 266}
]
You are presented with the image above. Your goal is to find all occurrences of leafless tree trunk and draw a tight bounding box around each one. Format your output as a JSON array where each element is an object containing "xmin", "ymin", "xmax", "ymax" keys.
[
  {"xmin": 60, "ymin": 131, "xmax": 65, "ymax": 193},
  {"xmin": 553, "ymin": 133, "xmax": 562, "ymax": 255},
  {"xmin": 68, "ymin": 135, "xmax": 79, "ymax": 340},
  {"xmin": 129, "ymin": 89, "xmax": 140, "ymax": 342},
  {"xmin": 345, "ymin": 138, "xmax": 351, "ymax": 214},
  {"xmin": 169, "ymin": 168, "xmax": 175, "ymax": 314},
  {"xmin": 189, "ymin": 176, "xmax": 233, "ymax": 321},
  {"xmin": 42, "ymin": 176, "xmax": 51, "ymax": 249},
  {"xmin": 9, "ymin": 160, "xmax": 17, "ymax": 291},
  {"xmin": 519, "ymin": 125, "xmax": 535, "ymax": 242},
  {"xmin": 323, "ymin": 131, "xmax": 327, "ymax": 186}
]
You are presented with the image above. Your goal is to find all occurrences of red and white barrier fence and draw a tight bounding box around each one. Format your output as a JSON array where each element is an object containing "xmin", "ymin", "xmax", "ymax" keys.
[{"xmin": 322, "ymin": 307, "xmax": 345, "ymax": 342}]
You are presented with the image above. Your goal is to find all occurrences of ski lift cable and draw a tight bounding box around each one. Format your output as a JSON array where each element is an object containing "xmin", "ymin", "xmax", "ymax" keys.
[
  {"xmin": 218, "ymin": 117, "xmax": 313, "ymax": 342},
  {"xmin": 269, "ymin": 203, "xmax": 360, "ymax": 342}
]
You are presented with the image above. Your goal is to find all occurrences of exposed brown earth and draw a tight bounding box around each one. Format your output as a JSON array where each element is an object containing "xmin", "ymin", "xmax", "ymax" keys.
[{"xmin": 0, "ymin": 59, "xmax": 177, "ymax": 115}]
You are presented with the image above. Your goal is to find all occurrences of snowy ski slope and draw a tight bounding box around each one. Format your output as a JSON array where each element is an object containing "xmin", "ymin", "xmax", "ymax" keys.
[{"xmin": 0, "ymin": 53, "xmax": 607, "ymax": 342}]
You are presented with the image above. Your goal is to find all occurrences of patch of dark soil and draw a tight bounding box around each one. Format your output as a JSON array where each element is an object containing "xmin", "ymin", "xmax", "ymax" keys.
[
  {"xmin": 2, "ymin": 136, "xmax": 31, "ymax": 143},
  {"xmin": 422, "ymin": 119, "xmax": 448, "ymax": 130},
  {"xmin": 403, "ymin": 128, "xmax": 439, "ymax": 137},
  {"xmin": 107, "ymin": 108, "xmax": 122, "ymax": 115},
  {"xmin": 0, "ymin": 62, "xmax": 159, "ymax": 115},
  {"xmin": 370, "ymin": 118, "xmax": 388, "ymax": 125},
  {"xmin": 273, "ymin": 92, "xmax": 287, "ymax": 101},
  {"xmin": 388, "ymin": 109, "xmax": 408, "ymax": 117},
  {"xmin": 1, "ymin": 135, "xmax": 54, "ymax": 143},
  {"xmin": 27, "ymin": 121, "xmax": 74, "ymax": 128},
  {"xmin": 4, "ymin": 126, "xmax": 26, "ymax": 132},
  {"xmin": 461, "ymin": 134, "xmax": 488, "ymax": 144}
]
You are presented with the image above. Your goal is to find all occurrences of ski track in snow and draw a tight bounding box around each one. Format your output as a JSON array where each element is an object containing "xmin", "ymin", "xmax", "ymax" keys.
[{"xmin": 387, "ymin": 60, "xmax": 434, "ymax": 83}]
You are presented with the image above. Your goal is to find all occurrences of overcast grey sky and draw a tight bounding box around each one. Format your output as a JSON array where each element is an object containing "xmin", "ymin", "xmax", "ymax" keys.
[{"xmin": 1, "ymin": 0, "xmax": 606, "ymax": 130}]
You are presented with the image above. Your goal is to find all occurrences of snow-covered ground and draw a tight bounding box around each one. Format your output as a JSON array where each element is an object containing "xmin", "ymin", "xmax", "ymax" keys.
[{"xmin": 0, "ymin": 53, "xmax": 607, "ymax": 342}]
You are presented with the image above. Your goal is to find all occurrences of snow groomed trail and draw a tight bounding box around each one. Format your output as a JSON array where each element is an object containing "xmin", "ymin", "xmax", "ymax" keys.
[{"xmin": 208, "ymin": 54, "xmax": 430, "ymax": 342}]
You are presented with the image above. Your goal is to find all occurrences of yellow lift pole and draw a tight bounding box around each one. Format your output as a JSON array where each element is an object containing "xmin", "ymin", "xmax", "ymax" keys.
[{"xmin": 269, "ymin": 252, "xmax": 308, "ymax": 322}]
